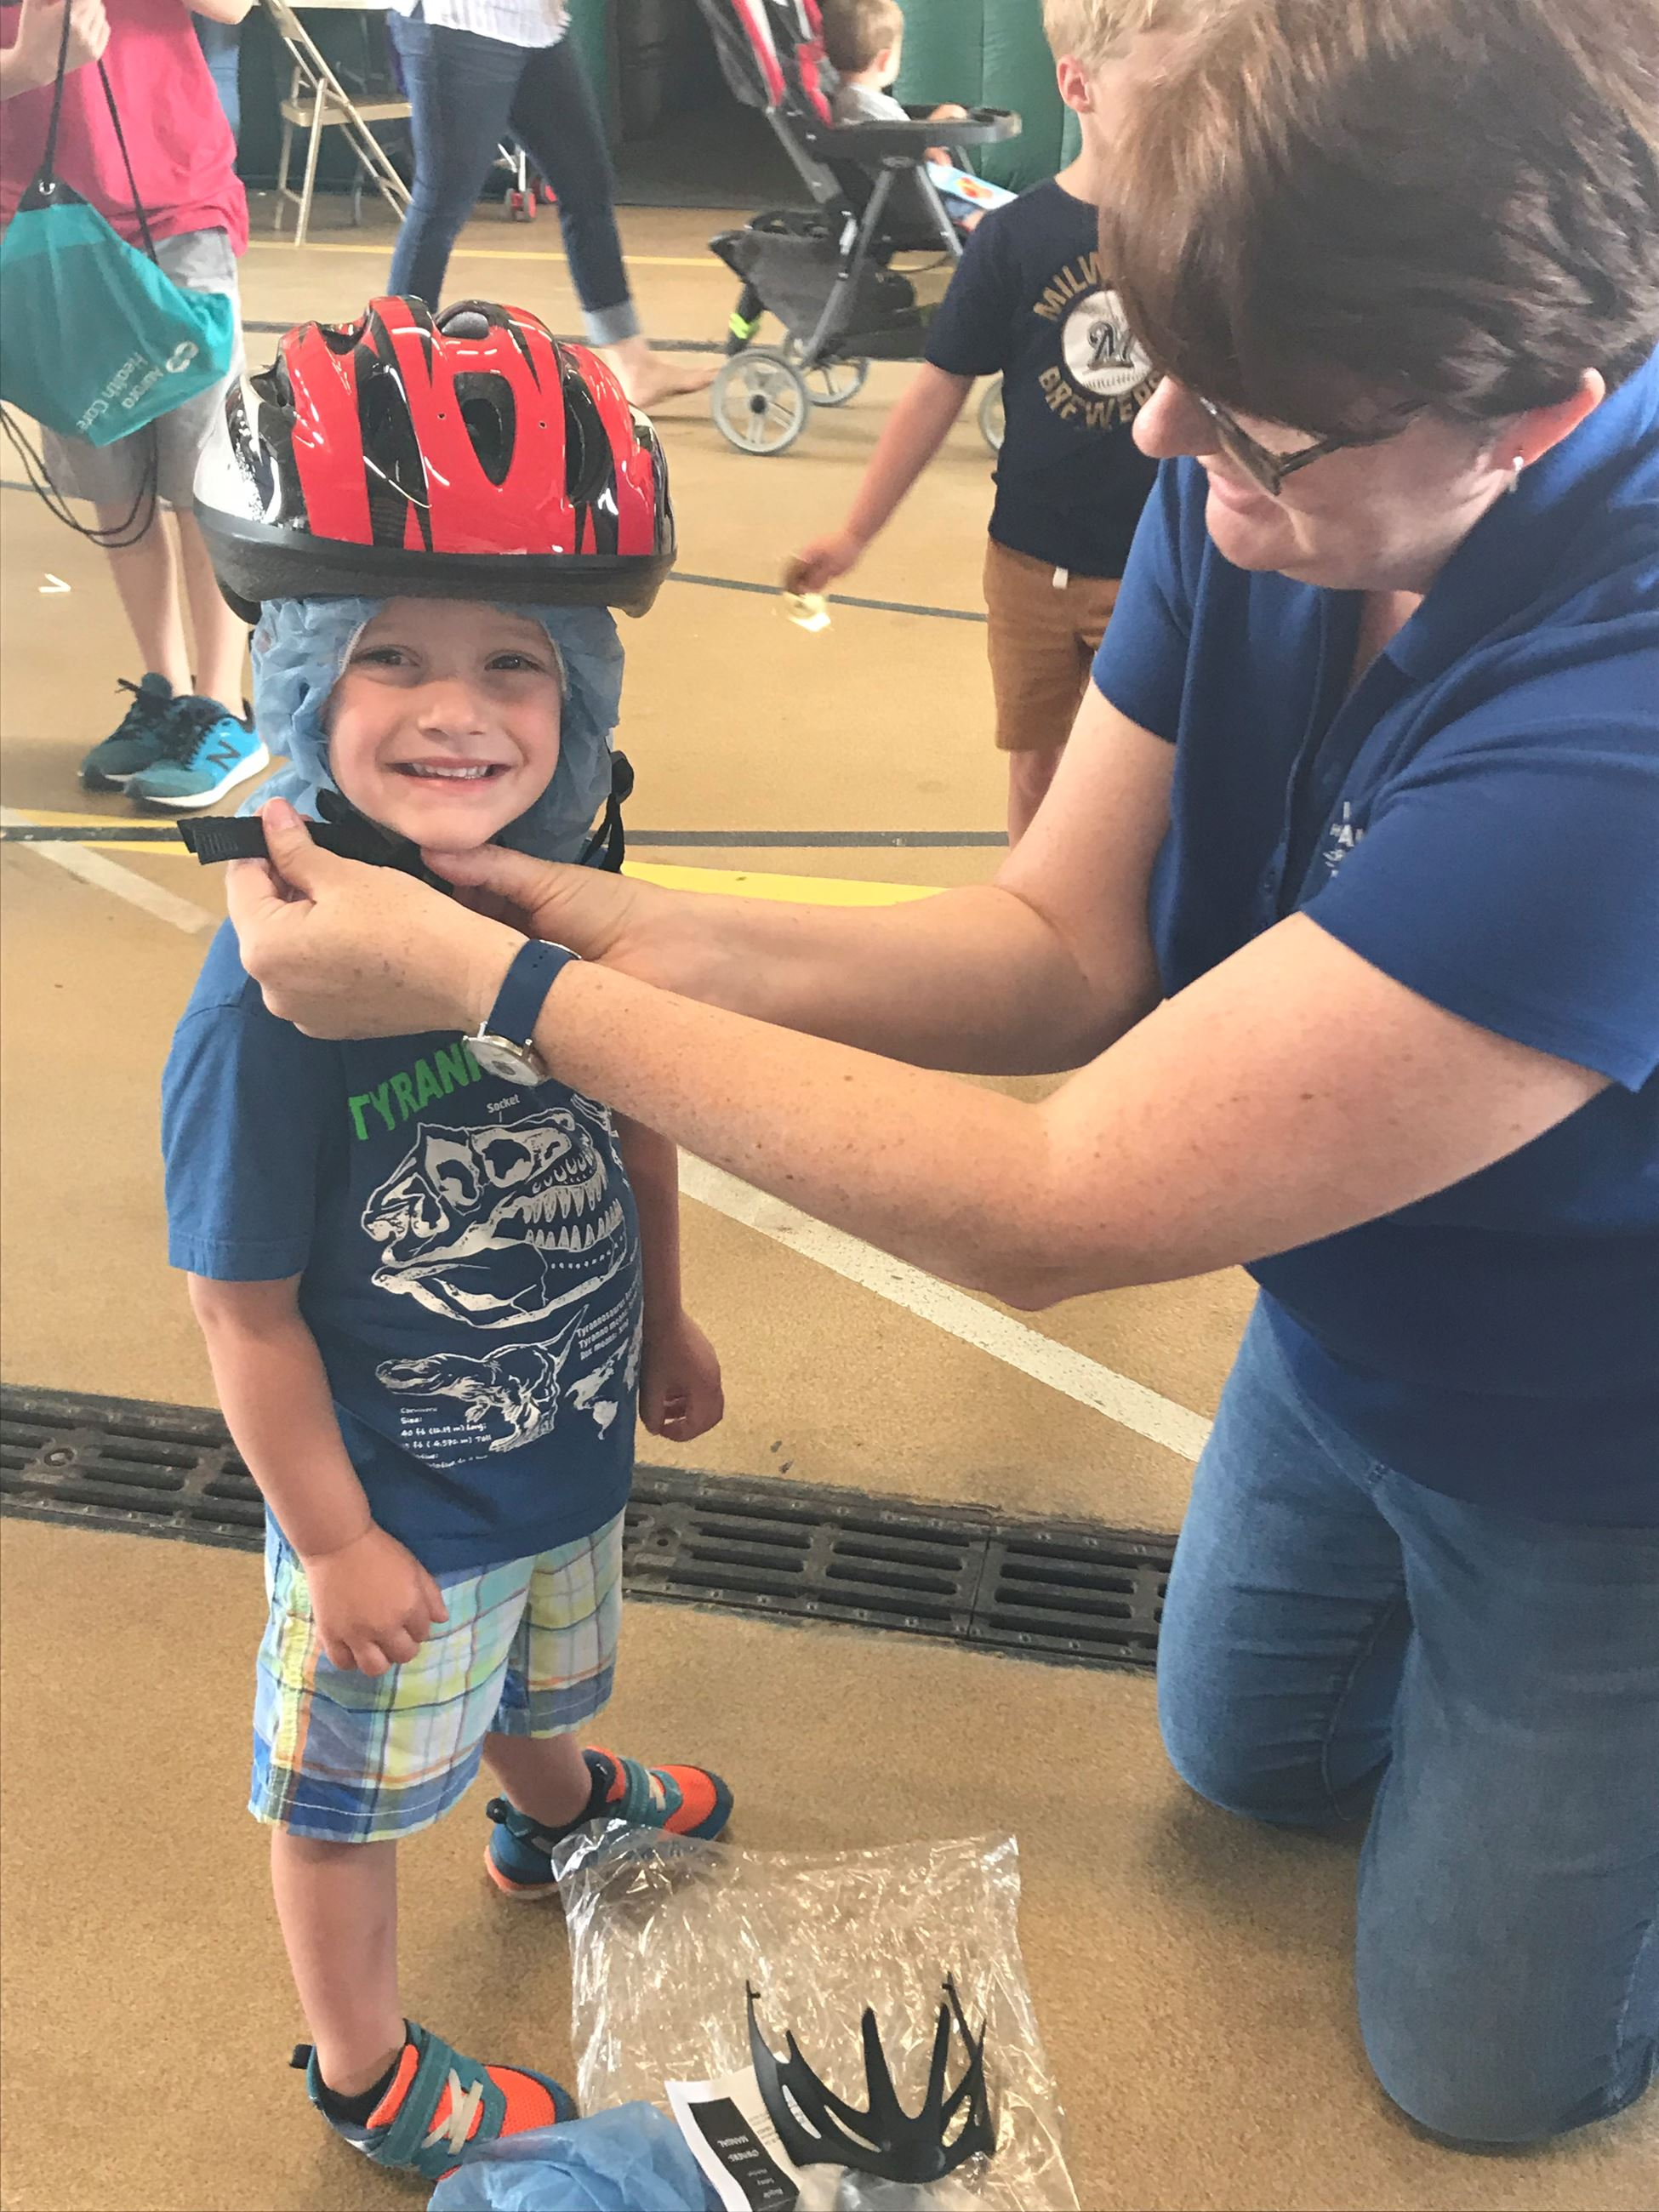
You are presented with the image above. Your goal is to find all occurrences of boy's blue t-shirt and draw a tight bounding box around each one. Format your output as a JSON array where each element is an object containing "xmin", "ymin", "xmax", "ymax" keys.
[
  {"xmin": 1092, "ymin": 349, "xmax": 1659, "ymax": 1524},
  {"xmin": 162, "ymin": 923, "xmax": 642, "ymax": 1574},
  {"xmin": 924, "ymin": 179, "xmax": 1160, "ymax": 579}
]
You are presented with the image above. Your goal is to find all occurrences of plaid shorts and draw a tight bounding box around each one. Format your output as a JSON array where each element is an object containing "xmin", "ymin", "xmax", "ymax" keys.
[{"xmin": 250, "ymin": 1515, "xmax": 624, "ymax": 1843}]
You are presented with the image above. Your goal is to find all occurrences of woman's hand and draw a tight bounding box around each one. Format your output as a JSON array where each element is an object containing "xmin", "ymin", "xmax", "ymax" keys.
[
  {"xmin": 225, "ymin": 800, "xmax": 522, "ymax": 1039},
  {"xmin": 1, "ymin": 0, "xmax": 108, "ymax": 97},
  {"xmin": 303, "ymin": 1524, "xmax": 450, "ymax": 1677},
  {"xmin": 430, "ymin": 839, "xmax": 684, "ymax": 987},
  {"xmin": 638, "ymin": 1312, "xmax": 725, "ymax": 1445}
]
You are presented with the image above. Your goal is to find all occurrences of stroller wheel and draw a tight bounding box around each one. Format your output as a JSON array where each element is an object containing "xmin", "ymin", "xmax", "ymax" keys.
[
  {"xmin": 781, "ymin": 340, "xmax": 869, "ymax": 408},
  {"xmin": 978, "ymin": 374, "xmax": 1005, "ymax": 454},
  {"xmin": 509, "ymin": 191, "xmax": 535, "ymax": 222},
  {"xmin": 711, "ymin": 350, "xmax": 811, "ymax": 456}
]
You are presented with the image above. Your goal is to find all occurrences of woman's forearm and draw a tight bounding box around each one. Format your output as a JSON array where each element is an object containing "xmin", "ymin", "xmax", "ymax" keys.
[
  {"xmin": 191, "ymin": 1287, "xmax": 373, "ymax": 1559},
  {"xmin": 579, "ymin": 876, "xmax": 1140, "ymax": 1075},
  {"xmin": 538, "ymin": 964, "xmax": 1062, "ymax": 1303},
  {"xmin": 452, "ymin": 690, "xmax": 1172, "ymax": 1076}
]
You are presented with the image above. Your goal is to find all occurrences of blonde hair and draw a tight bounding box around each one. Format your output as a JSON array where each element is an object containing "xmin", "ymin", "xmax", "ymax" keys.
[
  {"xmin": 822, "ymin": 0, "xmax": 905, "ymax": 75},
  {"xmin": 1041, "ymin": 0, "xmax": 1199, "ymax": 70}
]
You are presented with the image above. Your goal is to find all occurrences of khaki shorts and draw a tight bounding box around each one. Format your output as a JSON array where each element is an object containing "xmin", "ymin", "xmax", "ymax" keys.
[
  {"xmin": 983, "ymin": 538, "xmax": 1122, "ymax": 753},
  {"xmin": 38, "ymin": 227, "xmax": 243, "ymax": 512}
]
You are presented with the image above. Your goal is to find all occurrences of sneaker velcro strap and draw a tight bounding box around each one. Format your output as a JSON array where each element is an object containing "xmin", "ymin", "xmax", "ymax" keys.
[
  {"xmin": 370, "ymin": 2022, "xmax": 505, "ymax": 2177},
  {"xmin": 601, "ymin": 1753, "xmax": 678, "ymax": 1827}
]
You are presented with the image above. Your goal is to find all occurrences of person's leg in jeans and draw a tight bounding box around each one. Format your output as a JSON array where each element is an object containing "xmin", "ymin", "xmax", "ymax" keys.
[
  {"xmin": 388, "ymin": 14, "xmax": 525, "ymax": 308},
  {"xmin": 1160, "ymin": 1304, "xmax": 1659, "ymax": 2141},
  {"xmin": 194, "ymin": 16, "xmax": 242, "ymax": 143},
  {"xmin": 1159, "ymin": 1305, "xmax": 1411, "ymax": 1825},
  {"xmin": 1355, "ymin": 1477, "xmax": 1658, "ymax": 2140},
  {"xmin": 507, "ymin": 38, "xmax": 713, "ymax": 408}
]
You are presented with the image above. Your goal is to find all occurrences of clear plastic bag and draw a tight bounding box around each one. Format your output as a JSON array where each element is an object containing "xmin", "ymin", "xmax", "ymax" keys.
[{"xmin": 550, "ymin": 1825, "xmax": 1079, "ymax": 2212}]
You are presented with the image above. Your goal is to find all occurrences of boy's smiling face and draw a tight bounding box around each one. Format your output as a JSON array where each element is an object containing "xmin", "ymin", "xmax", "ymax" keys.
[{"xmin": 324, "ymin": 599, "xmax": 563, "ymax": 851}]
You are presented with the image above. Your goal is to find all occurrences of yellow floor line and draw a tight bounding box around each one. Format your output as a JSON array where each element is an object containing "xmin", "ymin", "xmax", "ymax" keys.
[
  {"xmin": 2, "ymin": 812, "xmax": 939, "ymax": 908},
  {"xmin": 242, "ymin": 242, "xmax": 721, "ymax": 270},
  {"xmin": 628, "ymin": 860, "xmax": 935, "ymax": 907}
]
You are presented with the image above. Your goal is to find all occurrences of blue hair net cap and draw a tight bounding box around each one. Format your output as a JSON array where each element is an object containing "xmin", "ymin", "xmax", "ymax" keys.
[{"xmin": 240, "ymin": 596, "xmax": 625, "ymax": 865}]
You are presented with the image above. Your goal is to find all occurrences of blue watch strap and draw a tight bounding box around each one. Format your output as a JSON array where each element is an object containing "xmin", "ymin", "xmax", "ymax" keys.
[{"xmin": 483, "ymin": 940, "xmax": 579, "ymax": 1046}]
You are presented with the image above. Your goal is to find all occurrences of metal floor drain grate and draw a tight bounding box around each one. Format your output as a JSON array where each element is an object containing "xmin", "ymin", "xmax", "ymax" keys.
[{"xmin": 1, "ymin": 1386, "xmax": 1170, "ymax": 1673}]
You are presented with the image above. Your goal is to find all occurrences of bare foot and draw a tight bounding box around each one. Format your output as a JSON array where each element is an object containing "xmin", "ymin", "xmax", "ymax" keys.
[{"xmin": 600, "ymin": 338, "xmax": 719, "ymax": 409}]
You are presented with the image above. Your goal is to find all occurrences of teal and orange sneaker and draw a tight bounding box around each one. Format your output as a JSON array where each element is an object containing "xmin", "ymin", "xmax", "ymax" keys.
[
  {"xmin": 294, "ymin": 2019, "xmax": 574, "ymax": 2181},
  {"xmin": 484, "ymin": 1748, "xmax": 733, "ymax": 1899}
]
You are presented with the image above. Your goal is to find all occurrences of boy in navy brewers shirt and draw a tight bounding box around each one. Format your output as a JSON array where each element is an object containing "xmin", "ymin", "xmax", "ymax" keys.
[{"xmin": 789, "ymin": 1, "xmax": 1190, "ymax": 841}]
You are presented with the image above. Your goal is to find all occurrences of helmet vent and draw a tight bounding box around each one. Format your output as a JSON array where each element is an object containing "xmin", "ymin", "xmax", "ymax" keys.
[
  {"xmin": 358, "ymin": 360, "xmax": 430, "ymax": 545},
  {"xmin": 452, "ymin": 371, "xmax": 517, "ymax": 487},
  {"xmin": 562, "ymin": 375, "xmax": 613, "ymax": 508}
]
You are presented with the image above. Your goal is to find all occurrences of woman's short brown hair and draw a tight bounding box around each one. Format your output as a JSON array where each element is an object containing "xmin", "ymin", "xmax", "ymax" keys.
[{"xmin": 1103, "ymin": 0, "xmax": 1659, "ymax": 436}]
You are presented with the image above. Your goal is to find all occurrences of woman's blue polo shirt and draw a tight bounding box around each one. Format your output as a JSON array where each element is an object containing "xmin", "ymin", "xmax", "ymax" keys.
[{"xmin": 1093, "ymin": 350, "xmax": 1659, "ymax": 1521}]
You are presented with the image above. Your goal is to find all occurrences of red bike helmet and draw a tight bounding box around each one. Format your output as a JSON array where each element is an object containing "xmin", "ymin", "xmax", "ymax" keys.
[{"xmin": 195, "ymin": 297, "xmax": 675, "ymax": 619}]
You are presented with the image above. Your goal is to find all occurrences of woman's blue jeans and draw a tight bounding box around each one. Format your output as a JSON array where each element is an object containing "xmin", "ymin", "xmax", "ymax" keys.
[
  {"xmin": 194, "ymin": 16, "xmax": 242, "ymax": 144},
  {"xmin": 1160, "ymin": 1304, "xmax": 1658, "ymax": 2143},
  {"xmin": 387, "ymin": 9, "xmax": 636, "ymax": 342}
]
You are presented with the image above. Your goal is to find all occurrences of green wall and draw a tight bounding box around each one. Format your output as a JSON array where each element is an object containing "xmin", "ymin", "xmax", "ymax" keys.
[
  {"xmin": 893, "ymin": 0, "xmax": 1070, "ymax": 189},
  {"xmin": 565, "ymin": 0, "xmax": 616, "ymax": 134}
]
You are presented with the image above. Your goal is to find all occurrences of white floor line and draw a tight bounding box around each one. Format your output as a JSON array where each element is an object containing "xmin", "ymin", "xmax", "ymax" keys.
[
  {"xmin": 7, "ymin": 814, "xmax": 1211, "ymax": 1457},
  {"xmin": 681, "ymin": 1156, "xmax": 1212, "ymax": 1462},
  {"xmin": 3, "ymin": 809, "xmax": 217, "ymax": 936}
]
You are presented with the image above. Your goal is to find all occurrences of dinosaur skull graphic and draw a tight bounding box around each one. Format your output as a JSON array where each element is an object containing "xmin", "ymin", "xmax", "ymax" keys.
[{"xmin": 361, "ymin": 1102, "xmax": 631, "ymax": 1326}]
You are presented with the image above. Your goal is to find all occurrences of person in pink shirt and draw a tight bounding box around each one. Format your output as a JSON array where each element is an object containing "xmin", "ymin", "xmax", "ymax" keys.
[{"xmin": 2, "ymin": 0, "xmax": 267, "ymax": 804}]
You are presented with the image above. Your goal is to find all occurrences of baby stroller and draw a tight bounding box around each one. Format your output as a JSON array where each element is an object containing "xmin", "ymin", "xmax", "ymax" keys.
[{"xmin": 693, "ymin": 0, "xmax": 1018, "ymax": 454}]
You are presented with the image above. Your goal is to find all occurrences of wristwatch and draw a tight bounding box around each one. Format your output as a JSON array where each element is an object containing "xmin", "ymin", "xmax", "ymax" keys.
[{"xmin": 466, "ymin": 941, "xmax": 580, "ymax": 1085}]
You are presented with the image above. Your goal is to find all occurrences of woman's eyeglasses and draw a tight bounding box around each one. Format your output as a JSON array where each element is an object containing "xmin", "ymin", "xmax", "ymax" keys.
[{"xmin": 1190, "ymin": 393, "xmax": 1420, "ymax": 498}]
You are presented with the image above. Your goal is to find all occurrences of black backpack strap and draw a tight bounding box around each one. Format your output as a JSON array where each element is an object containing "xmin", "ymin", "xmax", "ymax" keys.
[
  {"xmin": 95, "ymin": 58, "xmax": 160, "ymax": 262},
  {"xmin": 36, "ymin": 0, "xmax": 75, "ymax": 193}
]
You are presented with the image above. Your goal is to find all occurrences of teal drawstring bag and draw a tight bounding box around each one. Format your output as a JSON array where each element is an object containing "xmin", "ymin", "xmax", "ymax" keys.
[{"xmin": 0, "ymin": 5, "xmax": 235, "ymax": 449}]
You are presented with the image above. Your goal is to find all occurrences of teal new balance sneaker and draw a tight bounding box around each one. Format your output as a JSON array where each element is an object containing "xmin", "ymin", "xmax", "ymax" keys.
[
  {"xmin": 79, "ymin": 675, "xmax": 176, "ymax": 790},
  {"xmin": 128, "ymin": 694, "xmax": 269, "ymax": 808}
]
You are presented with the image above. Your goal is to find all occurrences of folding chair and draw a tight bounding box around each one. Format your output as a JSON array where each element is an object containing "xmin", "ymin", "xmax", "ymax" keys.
[{"xmin": 265, "ymin": 0, "xmax": 412, "ymax": 247}]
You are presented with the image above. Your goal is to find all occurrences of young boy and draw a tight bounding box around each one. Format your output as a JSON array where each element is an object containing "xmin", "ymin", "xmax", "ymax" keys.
[
  {"xmin": 0, "ymin": 0, "xmax": 265, "ymax": 804},
  {"xmin": 163, "ymin": 311, "xmax": 728, "ymax": 2181},
  {"xmin": 822, "ymin": 0, "xmax": 966, "ymax": 134},
  {"xmin": 790, "ymin": 0, "xmax": 1190, "ymax": 843}
]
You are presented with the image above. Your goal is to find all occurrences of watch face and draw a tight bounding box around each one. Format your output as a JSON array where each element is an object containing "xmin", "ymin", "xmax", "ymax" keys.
[{"xmin": 469, "ymin": 1032, "xmax": 545, "ymax": 1086}]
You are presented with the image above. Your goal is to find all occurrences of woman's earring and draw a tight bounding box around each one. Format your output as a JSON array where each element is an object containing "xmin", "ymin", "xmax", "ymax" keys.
[{"xmin": 1508, "ymin": 453, "xmax": 1525, "ymax": 493}]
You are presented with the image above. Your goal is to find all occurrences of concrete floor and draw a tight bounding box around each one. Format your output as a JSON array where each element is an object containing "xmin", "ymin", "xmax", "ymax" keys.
[{"xmin": 1, "ymin": 202, "xmax": 1652, "ymax": 2209}]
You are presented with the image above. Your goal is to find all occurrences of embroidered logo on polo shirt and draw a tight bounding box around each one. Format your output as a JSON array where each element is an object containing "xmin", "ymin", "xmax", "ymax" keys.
[{"xmin": 1322, "ymin": 801, "xmax": 1365, "ymax": 873}]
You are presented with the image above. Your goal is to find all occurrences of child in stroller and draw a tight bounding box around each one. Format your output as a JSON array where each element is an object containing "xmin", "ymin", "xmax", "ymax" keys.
[
  {"xmin": 821, "ymin": 0, "xmax": 1011, "ymax": 232},
  {"xmin": 693, "ymin": 0, "xmax": 1019, "ymax": 453}
]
